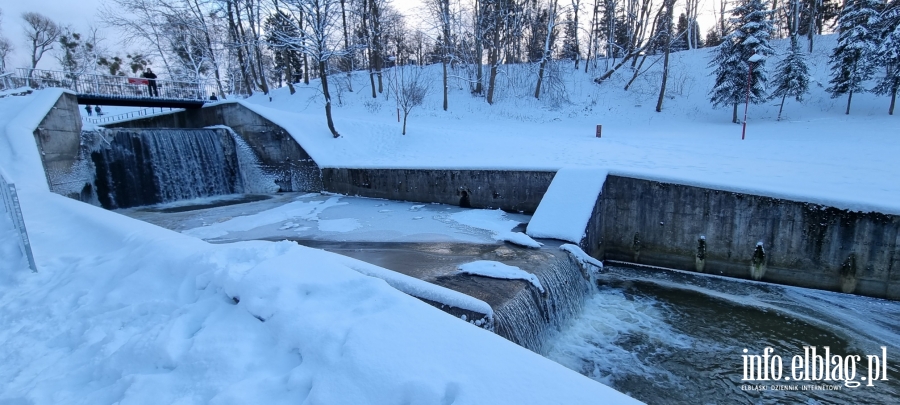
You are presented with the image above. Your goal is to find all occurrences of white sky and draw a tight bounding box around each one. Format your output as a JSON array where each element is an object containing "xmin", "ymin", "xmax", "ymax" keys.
[{"xmin": 2, "ymin": 0, "xmax": 718, "ymax": 72}]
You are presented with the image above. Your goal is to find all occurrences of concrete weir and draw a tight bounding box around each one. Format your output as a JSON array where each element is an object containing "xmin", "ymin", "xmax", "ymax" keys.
[{"xmin": 27, "ymin": 91, "xmax": 900, "ymax": 357}]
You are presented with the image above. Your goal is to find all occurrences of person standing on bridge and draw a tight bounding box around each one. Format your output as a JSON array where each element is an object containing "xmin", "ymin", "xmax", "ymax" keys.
[
  {"xmin": 142, "ymin": 68, "xmax": 158, "ymax": 97},
  {"xmin": 85, "ymin": 105, "xmax": 93, "ymax": 116}
]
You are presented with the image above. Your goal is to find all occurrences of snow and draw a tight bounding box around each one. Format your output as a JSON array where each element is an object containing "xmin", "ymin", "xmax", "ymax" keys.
[
  {"xmin": 458, "ymin": 261, "xmax": 545, "ymax": 293},
  {"xmin": 527, "ymin": 167, "xmax": 608, "ymax": 243},
  {"xmin": 560, "ymin": 243, "xmax": 604, "ymax": 275},
  {"xmin": 173, "ymin": 193, "xmax": 534, "ymax": 244},
  {"xmin": 0, "ymin": 91, "xmax": 640, "ymax": 404},
  {"xmin": 449, "ymin": 208, "xmax": 542, "ymax": 248}
]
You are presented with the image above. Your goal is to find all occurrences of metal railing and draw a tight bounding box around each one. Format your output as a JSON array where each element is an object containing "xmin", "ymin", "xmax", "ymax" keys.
[
  {"xmin": 0, "ymin": 169, "xmax": 37, "ymax": 272},
  {"xmin": 16, "ymin": 68, "xmax": 218, "ymax": 102},
  {"xmin": 83, "ymin": 106, "xmax": 184, "ymax": 125}
]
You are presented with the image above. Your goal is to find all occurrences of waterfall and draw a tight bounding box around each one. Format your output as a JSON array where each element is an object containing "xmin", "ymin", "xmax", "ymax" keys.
[
  {"xmin": 494, "ymin": 253, "xmax": 591, "ymax": 354},
  {"xmin": 91, "ymin": 128, "xmax": 242, "ymax": 209}
]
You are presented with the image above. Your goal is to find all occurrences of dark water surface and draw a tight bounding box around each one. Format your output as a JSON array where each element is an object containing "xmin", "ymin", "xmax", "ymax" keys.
[{"xmin": 545, "ymin": 265, "xmax": 900, "ymax": 404}]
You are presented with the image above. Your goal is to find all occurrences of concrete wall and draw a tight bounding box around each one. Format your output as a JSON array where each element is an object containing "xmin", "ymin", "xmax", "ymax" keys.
[
  {"xmin": 108, "ymin": 103, "xmax": 323, "ymax": 192},
  {"xmin": 321, "ymin": 168, "xmax": 555, "ymax": 213},
  {"xmin": 32, "ymin": 92, "xmax": 92, "ymax": 200},
  {"xmin": 595, "ymin": 175, "xmax": 900, "ymax": 300}
]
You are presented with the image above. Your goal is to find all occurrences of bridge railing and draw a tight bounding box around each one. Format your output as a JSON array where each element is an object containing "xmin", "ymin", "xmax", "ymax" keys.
[
  {"xmin": 83, "ymin": 106, "xmax": 184, "ymax": 125},
  {"xmin": 15, "ymin": 68, "xmax": 218, "ymax": 102}
]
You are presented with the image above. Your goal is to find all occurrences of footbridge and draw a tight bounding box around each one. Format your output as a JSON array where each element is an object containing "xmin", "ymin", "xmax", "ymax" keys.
[{"xmin": 12, "ymin": 68, "xmax": 219, "ymax": 109}]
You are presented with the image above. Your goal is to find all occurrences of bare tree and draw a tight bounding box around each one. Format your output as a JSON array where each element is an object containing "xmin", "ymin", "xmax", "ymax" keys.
[
  {"xmin": 21, "ymin": 12, "xmax": 61, "ymax": 71},
  {"xmin": 0, "ymin": 37, "xmax": 11, "ymax": 73},
  {"xmin": 280, "ymin": 0, "xmax": 346, "ymax": 138},
  {"xmin": 0, "ymin": 9, "xmax": 13, "ymax": 73},
  {"xmin": 534, "ymin": 0, "xmax": 560, "ymax": 99},
  {"xmin": 685, "ymin": 0, "xmax": 700, "ymax": 49},
  {"xmin": 426, "ymin": 0, "xmax": 453, "ymax": 110},
  {"xmin": 570, "ymin": 0, "xmax": 581, "ymax": 69},
  {"xmin": 102, "ymin": 0, "xmax": 175, "ymax": 75},
  {"xmin": 56, "ymin": 27, "xmax": 102, "ymax": 76},
  {"xmin": 389, "ymin": 65, "xmax": 430, "ymax": 135},
  {"xmin": 655, "ymin": 0, "xmax": 675, "ymax": 112}
]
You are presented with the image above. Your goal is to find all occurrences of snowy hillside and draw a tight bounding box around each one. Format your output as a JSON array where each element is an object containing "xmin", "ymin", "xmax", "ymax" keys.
[{"xmin": 233, "ymin": 33, "xmax": 900, "ymax": 213}]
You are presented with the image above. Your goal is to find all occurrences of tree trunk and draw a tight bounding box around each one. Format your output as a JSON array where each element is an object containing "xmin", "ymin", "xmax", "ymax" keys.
[
  {"xmin": 534, "ymin": 0, "xmax": 557, "ymax": 100},
  {"xmin": 624, "ymin": 53, "xmax": 649, "ymax": 91},
  {"xmin": 320, "ymin": 61, "xmax": 340, "ymax": 138},
  {"xmin": 778, "ymin": 94, "xmax": 786, "ymax": 120},
  {"xmin": 535, "ymin": 58, "xmax": 548, "ymax": 99},
  {"xmin": 286, "ymin": 59, "xmax": 296, "ymax": 95},
  {"xmin": 227, "ymin": 1, "xmax": 253, "ymax": 96},
  {"xmin": 572, "ymin": 0, "xmax": 581, "ymax": 70},
  {"xmin": 474, "ymin": 0, "xmax": 484, "ymax": 94},
  {"xmin": 443, "ymin": 60, "xmax": 449, "ymax": 110},
  {"xmin": 487, "ymin": 49, "xmax": 499, "ymax": 104},
  {"xmin": 846, "ymin": 90, "xmax": 853, "ymax": 115},
  {"xmin": 402, "ymin": 111, "xmax": 409, "ymax": 135},
  {"xmin": 655, "ymin": 19, "xmax": 672, "ymax": 111},
  {"xmin": 733, "ymin": 103, "xmax": 738, "ymax": 124},
  {"xmin": 371, "ymin": 0, "xmax": 384, "ymax": 94},
  {"xmin": 340, "ymin": 0, "xmax": 353, "ymax": 92},
  {"xmin": 362, "ymin": 0, "xmax": 376, "ymax": 97},
  {"xmin": 890, "ymin": 86, "xmax": 897, "ymax": 115},
  {"xmin": 304, "ymin": 54, "xmax": 310, "ymax": 84},
  {"xmin": 440, "ymin": 0, "xmax": 451, "ymax": 108}
]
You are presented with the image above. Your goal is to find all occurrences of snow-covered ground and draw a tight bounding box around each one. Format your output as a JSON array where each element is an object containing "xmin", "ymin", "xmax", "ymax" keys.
[{"xmin": 219, "ymin": 34, "xmax": 899, "ymax": 214}]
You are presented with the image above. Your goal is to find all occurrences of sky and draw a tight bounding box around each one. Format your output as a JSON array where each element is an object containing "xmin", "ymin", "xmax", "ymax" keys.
[{"xmin": 2, "ymin": 0, "xmax": 719, "ymax": 72}]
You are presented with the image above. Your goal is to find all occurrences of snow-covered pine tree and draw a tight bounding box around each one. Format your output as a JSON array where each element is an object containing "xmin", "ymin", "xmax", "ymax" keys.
[
  {"xmin": 873, "ymin": 0, "xmax": 900, "ymax": 115},
  {"xmin": 827, "ymin": 0, "xmax": 881, "ymax": 115},
  {"xmin": 709, "ymin": 0, "xmax": 776, "ymax": 123},
  {"xmin": 772, "ymin": 0, "xmax": 811, "ymax": 120}
]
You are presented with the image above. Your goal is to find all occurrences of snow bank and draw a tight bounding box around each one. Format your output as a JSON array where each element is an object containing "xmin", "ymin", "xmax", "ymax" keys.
[
  {"xmin": 333, "ymin": 253, "xmax": 494, "ymax": 324},
  {"xmin": 0, "ymin": 190, "xmax": 638, "ymax": 405},
  {"xmin": 458, "ymin": 260, "xmax": 545, "ymax": 293},
  {"xmin": 527, "ymin": 167, "xmax": 608, "ymax": 243}
]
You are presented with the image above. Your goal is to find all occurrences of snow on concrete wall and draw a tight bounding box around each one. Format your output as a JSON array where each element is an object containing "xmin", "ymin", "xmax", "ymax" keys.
[{"xmin": 526, "ymin": 167, "xmax": 608, "ymax": 244}]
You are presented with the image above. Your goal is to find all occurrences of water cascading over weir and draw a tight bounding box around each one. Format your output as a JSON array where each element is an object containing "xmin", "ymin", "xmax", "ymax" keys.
[
  {"xmin": 491, "ymin": 252, "xmax": 593, "ymax": 353},
  {"xmin": 91, "ymin": 129, "xmax": 243, "ymax": 209}
]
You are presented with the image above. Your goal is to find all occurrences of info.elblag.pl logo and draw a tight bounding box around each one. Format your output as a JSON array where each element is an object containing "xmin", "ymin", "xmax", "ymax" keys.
[{"xmin": 741, "ymin": 346, "xmax": 888, "ymax": 389}]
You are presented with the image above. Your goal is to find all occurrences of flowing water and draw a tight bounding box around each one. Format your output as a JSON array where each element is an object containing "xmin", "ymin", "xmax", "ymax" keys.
[
  {"xmin": 91, "ymin": 129, "xmax": 242, "ymax": 208},
  {"xmin": 545, "ymin": 264, "xmax": 900, "ymax": 404}
]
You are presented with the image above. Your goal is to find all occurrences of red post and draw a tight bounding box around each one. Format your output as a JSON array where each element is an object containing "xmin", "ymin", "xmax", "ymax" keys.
[
  {"xmin": 741, "ymin": 62, "xmax": 754, "ymax": 140},
  {"xmin": 595, "ymin": 125, "xmax": 602, "ymax": 138}
]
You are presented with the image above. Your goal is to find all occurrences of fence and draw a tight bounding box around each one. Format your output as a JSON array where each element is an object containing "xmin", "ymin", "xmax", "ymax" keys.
[
  {"xmin": 0, "ymin": 169, "xmax": 37, "ymax": 272},
  {"xmin": 83, "ymin": 106, "xmax": 184, "ymax": 125},
  {"xmin": 15, "ymin": 68, "xmax": 218, "ymax": 102}
]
